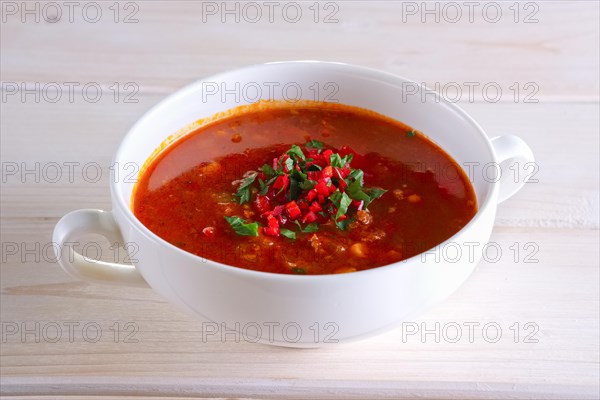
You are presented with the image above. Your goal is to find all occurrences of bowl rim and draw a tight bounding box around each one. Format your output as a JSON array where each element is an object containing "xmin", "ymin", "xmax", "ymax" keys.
[{"xmin": 112, "ymin": 60, "xmax": 499, "ymax": 281}]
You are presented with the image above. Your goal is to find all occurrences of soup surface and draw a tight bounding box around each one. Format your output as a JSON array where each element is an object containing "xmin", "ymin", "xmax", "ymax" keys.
[{"xmin": 133, "ymin": 102, "xmax": 477, "ymax": 275}]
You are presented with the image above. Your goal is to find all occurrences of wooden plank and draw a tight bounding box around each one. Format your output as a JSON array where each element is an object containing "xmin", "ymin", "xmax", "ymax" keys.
[
  {"xmin": 1, "ymin": 397, "xmax": 244, "ymax": 400},
  {"xmin": 1, "ymin": 228, "xmax": 598, "ymax": 393},
  {"xmin": 1, "ymin": 1, "xmax": 598, "ymax": 101},
  {"xmin": 0, "ymin": 397, "xmax": 249, "ymax": 400},
  {"xmin": 1, "ymin": 377, "xmax": 597, "ymax": 399}
]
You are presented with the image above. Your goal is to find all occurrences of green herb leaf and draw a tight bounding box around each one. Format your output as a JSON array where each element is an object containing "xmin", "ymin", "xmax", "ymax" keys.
[
  {"xmin": 346, "ymin": 179, "xmax": 370, "ymax": 204},
  {"xmin": 289, "ymin": 176, "xmax": 301, "ymax": 200},
  {"xmin": 348, "ymin": 169, "xmax": 364, "ymax": 184},
  {"xmin": 259, "ymin": 176, "xmax": 277, "ymax": 195},
  {"xmin": 258, "ymin": 178, "xmax": 267, "ymax": 194},
  {"xmin": 234, "ymin": 173, "xmax": 257, "ymax": 204},
  {"xmin": 291, "ymin": 267, "xmax": 306, "ymax": 274},
  {"xmin": 299, "ymin": 179, "xmax": 316, "ymax": 190},
  {"xmin": 406, "ymin": 130, "xmax": 417, "ymax": 137},
  {"xmin": 261, "ymin": 164, "xmax": 274, "ymax": 177},
  {"xmin": 280, "ymin": 228, "xmax": 296, "ymax": 240},
  {"xmin": 342, "ymin": 153, "xmax": 354, "ymax": 165},
  {"xmin": 304, "ymin": 223, "xmax": 320, "ymax": 232},
  {"xmin": 328, "ymin": 190, "xmax": 343, "ymax": 207},
  {"xmin": 224, "ymin": 216, "xmax": 259, "ymax": 236},
  {"xmin": 286, "ymin": 144, "xmax": 306, "ymax": 160},
  {"xmin": 306, "ymin": 140, "xmax": 324, "ymax": 152},
  {"xmin": 306, "ymin": 164, "xmax": 322, "ymax": 172},
  {"xmin": 345, "ymin": 170, "xmax": 386, "ymax": 208},
  {"xmin": 335, "ymin": 217, "xmax": 354, "ymax": 231},
  {"xmin": 284, "ymin": 157, "xmax": 294, "ymax": 172},
  {"xmin": 330, "ymin": 153, "xmax": 344, "ymax": 168},
  {"xmin": 364, "ymin": 187, "xmax": 387, "ymax": 204},
  {"xmin": 291, "ymin": 168, "xmax": 307, "ymax": 182},
  {"xmin": 294, "ymin": 221, "xmax": 319, "ymax": 233},
  {"xmin": 335, "ymin": 192, "xmax": 352, "ymax": 220}
]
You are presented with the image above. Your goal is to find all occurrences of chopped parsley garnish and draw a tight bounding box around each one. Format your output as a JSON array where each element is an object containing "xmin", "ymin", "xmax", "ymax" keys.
[
  {"xmin": 261, "ymin": 164, "xmax": 274, "ymax": 176},
  {"xmin": 280, "ymin": 228, "xmax": 296, "ymax": 240},
  {"xmin": 233, "ymin": 172, "xmax": 257, "ymax": 204},
  {"xmin": 286, "ymin": 144, "xmax": 306, "ymax": 160},
  {"xmin": 305, "ymin": 139, "xmax": 324, "ymax": 151},
  {"xmin": 335, "ymin": 192, "xmax": 352, "ymax": 221},
  {"xmin": 335, "ymin": 217, "xmax": 354, "ymax": 231},
  {"xmin": 294, "ymin": 221, "xmax": 319, "ymax": 233},
  {"xmin": 224, "ymin": 216, "xmax": 259, "ymax": 236},
  {"xmin": 226, "ymin": 141, "xmax": 387, "ymax": 238},
  {"xmin": 330, "ymin": 153, "xmax": 344, "ymax": 168}
]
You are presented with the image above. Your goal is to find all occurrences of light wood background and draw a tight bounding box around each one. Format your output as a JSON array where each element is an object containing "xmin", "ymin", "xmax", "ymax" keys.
[{"xmin": 1, "ymin": 1, "xmax": 599, "ymax": 399}]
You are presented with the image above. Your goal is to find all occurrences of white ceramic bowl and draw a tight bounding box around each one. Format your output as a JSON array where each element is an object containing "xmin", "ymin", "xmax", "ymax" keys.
[{"xmin": 53, "ymin": 61, "xmax": 534, "ymax": 347}]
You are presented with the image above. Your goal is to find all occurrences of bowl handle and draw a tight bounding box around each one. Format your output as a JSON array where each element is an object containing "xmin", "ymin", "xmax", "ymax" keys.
[
  {"xmin": 52, "ymin": 209, "xmax": 148, "ymax": 287},
  {"xmin": 490, "ymin": 135, "xmax": 535, "ymax": 204}
]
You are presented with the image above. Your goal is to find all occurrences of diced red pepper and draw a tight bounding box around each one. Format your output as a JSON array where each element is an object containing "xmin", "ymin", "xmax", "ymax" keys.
[
  {"xmin": 263, "ymin": 227, "xmax": 278, "ymax": 236},
  {"xmin": 263, "ymin": 214, "xmax": 280, "ymax": 237},
  {"xmin": 285, "ymin": 201, "xmax": 301, "ymax": 219},
  {"xmin": 254, "ymin": 195, "xmax": 271, "ymax": 214},
  {"xmin": 328, "ymin": 183, "xmax": 336, "ymax": 194},
  {"xmin": 322, "ymin": 166, "xmax": 333, "ymax": 179},
  {"xmin": 266, "ymin": 222, "xmax": 280, "ymax": 234},
  {"xmin": 315, "ymin": 181, "xmax": 330, "ymax": 196},
  {"xmin": 306, "ymin": 189, "xmax": 317, "ymax": 202},
  {"xmin": 338, "ymin": 179, "xmax": 347, "ymax": 191},
  {"xmin": 272, "ymin": 205, "xmax": 285, "ymax": 216},
  {"xmin": 322, "ymin": 149, "xmax": 333, "ymax": 163},
  {"xmin": 202, "ymin": 227, "xmax": 215, "ymax": 237},
  {"xmin": 337, "ymin": 167, "xmax": 351, "ymax": 178},
  {"xmin": 318, "ymin": 194, "xmax": 325, "ymax": 204},
  {"xmin": 298, "ymin": 200, "xmax": 309, "ymax": 210},
  {"xmin": 307, "ymin": 149, "xmax": 320, "ymax": 158},
  {"xmin": 337, "ymin": 214, "xmax": 348, "ymax": 221},
  {"xmin": 272, "ymin": 175, "xmax": 289, "ymax": 191},
  {"xmin": 307, "ymin": 171, "xmax": 320, "ymax": 181},
  {"xmin": 309, "ymin": 201, "xmax": 322, "ymax": 212},
  {"xmin": 302, "ymin": 211, "xmax": 318, "ymax": 223},
  {"xmin": 313, "ymin": 155, "xmax": 327, "ymax": 167}
]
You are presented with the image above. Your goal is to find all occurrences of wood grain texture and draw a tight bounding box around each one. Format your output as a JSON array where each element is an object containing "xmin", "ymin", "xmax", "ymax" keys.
[
  {"xmin": 1, "ymin": 1, "xmax": 598, "ymax": 100},
  {"xmin": 1, "ymin": 1, "xmax": 599, "ymax": 399}
]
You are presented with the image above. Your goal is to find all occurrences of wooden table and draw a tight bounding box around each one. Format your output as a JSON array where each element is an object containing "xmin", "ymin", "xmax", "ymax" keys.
[{"xmin": 1, "ymin": 1, "xmax": 599, "ymax": 399}]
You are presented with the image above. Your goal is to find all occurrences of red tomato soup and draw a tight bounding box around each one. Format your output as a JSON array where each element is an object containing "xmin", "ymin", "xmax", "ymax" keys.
[{"xmin": 132, "ymin": 101, "xmax": 477, "ymax": 275}]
